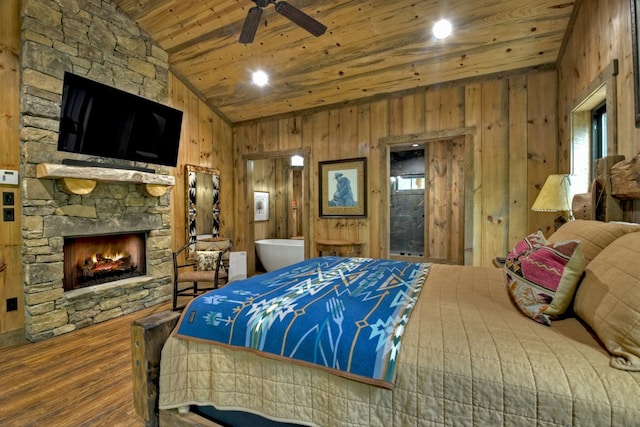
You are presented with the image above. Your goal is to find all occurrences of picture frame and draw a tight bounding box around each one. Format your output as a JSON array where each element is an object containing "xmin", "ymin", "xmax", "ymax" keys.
[
  {"xmin": 254, "ymin": 191, "xmax": 269, "ymax": 221},
  {"xmin": 319, "ymin": 157, "xmax": 367, "ymax": 218},
  {"xmin": 631, "ymin": 0, "xmax": 640, "ymax": 127}
]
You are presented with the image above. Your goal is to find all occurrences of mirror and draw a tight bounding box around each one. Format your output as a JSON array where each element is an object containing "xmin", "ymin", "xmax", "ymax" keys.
[{"xmin": 186, "ymin": 165, "xmax": 221, "ymax": 257}]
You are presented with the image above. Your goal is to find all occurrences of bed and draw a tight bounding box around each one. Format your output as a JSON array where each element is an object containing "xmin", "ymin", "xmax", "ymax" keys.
[{"xmin": 132, "ymin": 220, "xmax": 640, "ymax": 426}]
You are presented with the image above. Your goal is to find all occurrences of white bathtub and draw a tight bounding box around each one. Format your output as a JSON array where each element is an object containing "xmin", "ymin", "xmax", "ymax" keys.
[{"xmin": 255, "ymin": 239, "xmax": 304, "ymax": 272}]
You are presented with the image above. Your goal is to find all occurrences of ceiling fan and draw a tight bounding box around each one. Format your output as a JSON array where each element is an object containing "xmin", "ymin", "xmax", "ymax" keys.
[{"xmin": 239, "ymin": 0, "xmax": 327, "ymax": 44}]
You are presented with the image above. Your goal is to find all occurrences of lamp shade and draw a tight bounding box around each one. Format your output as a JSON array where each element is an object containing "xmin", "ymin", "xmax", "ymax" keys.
[{"xmin": 531, "ymin": 174, "xmax": 572, "ymax": 212}]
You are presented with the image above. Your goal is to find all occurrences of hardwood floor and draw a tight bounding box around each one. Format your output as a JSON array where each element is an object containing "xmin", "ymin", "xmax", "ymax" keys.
[{"xmin": 0, "ymin": 303, "xmax": 172, "ymax": 426}]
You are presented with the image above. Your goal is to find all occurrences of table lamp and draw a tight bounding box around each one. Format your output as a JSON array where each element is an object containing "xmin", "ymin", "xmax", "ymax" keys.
[{"xmin": 531, "ymin": 174, "xmax": 573, "ymax": 230}]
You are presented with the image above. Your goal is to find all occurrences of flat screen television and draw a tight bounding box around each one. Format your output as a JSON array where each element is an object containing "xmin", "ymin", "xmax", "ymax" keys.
[{"xmin": 57, "ymin": 72, "xmax": 183, "ymax": 168}]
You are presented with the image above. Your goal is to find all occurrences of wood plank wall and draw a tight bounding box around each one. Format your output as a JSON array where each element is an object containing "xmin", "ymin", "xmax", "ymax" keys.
[
  {"xmin": 0, "ymin": 0, "xmax": 24, "ymax": 344},
  {"xmin": 167, "ymin": 73, "xmax": 234, "ymax": 251},
  {"xmin": 558, "ymin": 0, "xmax": 640, "ymax": 221},
  {"xmin": 233, "ymin": 70, "xmax": 559, "ymax": 269}
]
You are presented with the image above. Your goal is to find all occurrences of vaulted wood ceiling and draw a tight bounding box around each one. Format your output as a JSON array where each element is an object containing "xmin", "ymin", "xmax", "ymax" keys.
[{"xmin": 114, "ymin": 0, "xmax": 576, "ymax": 123}]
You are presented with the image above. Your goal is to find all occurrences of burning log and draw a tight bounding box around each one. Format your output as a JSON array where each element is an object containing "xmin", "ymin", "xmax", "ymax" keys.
[{"xmin": 80, "ymin": 253, "xmax": 134, "ymax": 278}]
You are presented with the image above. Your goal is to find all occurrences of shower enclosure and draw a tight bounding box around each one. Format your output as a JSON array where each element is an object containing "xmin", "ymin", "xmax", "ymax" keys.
[
  {"xmin": 388, "ymin": 137, "xmax": 466, "ymax": 265},
  {"xmin": 390, "ymin": 147, "xmax": 425, "ymax": 257}
]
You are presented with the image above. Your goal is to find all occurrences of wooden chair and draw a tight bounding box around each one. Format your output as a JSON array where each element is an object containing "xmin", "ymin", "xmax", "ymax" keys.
[{"xmin": 172, "ymin": 237, "xmax": 232, "ymax": 310}]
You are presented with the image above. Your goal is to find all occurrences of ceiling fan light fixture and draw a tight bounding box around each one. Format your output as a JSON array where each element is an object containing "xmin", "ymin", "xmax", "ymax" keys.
[
  {"xmin": 275, "ymin": 1, "xmax": 327, "ymax": 37},
  {"xmin": 239, "ymin": 6, "xmax": 263, "ymax": 44}
]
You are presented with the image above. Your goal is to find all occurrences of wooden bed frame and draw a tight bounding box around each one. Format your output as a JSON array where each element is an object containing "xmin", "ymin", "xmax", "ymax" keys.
[{"xmin": 131, "ymin": 154, "xmax": 640, "ymax": 427}]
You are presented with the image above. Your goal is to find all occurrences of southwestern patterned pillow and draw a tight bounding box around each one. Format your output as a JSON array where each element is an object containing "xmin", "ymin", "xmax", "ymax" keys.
[
  {"xmin": 196, "ymin": 250, "xmax": 220, "ymax": 271},
  {"xmin": 507, "ymin": 230, "xmax": 547, "ymax": 259},
  {"xmin": 504, "ymin": 232, "xmax": 585, "ymax": 326}
]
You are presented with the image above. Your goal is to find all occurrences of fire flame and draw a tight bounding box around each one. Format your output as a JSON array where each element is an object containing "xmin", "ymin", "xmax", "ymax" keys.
[{"xmin": 91, "ymin": 249, "xmax": 125, "ymax": 263}]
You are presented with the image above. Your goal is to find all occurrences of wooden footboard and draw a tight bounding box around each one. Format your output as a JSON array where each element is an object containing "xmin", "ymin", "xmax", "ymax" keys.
[{"xmin": 131, "ymin": 310, "xmax": 180, "ymax": 427}]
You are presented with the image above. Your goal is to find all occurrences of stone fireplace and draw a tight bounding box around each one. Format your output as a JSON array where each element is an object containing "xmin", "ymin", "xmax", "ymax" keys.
[
  {"xmin": 21, "ymin": 195, "xmax": 173, "ymax": 342},
  {"xmin": 19, "ymin": 0, "xmax": 175, "ymax": 342}
]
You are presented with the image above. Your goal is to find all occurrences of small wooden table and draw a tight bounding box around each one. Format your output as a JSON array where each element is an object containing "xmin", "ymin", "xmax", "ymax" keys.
[{"xmin": 316, "ymin": 239, "xmax": 365, "ymax": 257}]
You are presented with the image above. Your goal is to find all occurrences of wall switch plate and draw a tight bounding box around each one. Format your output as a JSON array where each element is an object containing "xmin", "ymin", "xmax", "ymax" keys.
[
  {"xmin": 0, "ymin": 170, "xmax": 18, "ymax": 185},
  {"xmin": 3, "ymin": 208, "xmax": 14, "ymax": 222},
  {"xmin": 2, "ymin": 192, "xmax": 14, "ymax": 206}
]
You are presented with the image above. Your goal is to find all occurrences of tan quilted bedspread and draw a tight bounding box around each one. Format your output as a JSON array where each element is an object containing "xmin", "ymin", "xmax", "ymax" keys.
[{"xmin": 159, "ymin": 264, "xmax": 640, "ymax": 426}]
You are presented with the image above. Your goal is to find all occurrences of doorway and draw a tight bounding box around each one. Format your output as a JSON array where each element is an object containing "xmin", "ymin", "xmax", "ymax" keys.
[
  {"xmin": 243, "ymin": 149, "xmax": 311, "ymax": 276},
  {"xmin": 386, "ymin": 135, "xmax": 468, "ymax": 264},
  {"xmin": 390, "ymin": 147, "xmax": 425, "ymax": 257}
]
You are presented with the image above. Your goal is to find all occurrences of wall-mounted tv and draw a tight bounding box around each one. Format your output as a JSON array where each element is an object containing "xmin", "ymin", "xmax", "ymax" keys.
[{"xmin": 57, "ymin": 72, "xmax": 183, "ymax": 168}]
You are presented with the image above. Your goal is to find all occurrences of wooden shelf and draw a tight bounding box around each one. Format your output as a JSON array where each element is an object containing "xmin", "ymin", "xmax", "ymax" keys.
[{"xmin": 36, "ymin": 163, "xmax": 175, "ymax": 196}]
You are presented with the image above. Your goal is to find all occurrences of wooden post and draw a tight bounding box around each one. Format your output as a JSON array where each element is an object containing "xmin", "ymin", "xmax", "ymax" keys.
[
  {"xmin": 611, "ymin": 153, "xmax": 640, "ymax": 199},
  {"xmin": 131, "ymin": 311, "xmax": 181, "ymax": 427},
  {"xmin": 593, "ymin": 155, "xmax": 625, "ymax": 221}
]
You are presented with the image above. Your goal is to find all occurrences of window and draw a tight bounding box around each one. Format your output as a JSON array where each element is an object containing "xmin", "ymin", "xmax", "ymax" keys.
[
  {"xmin": 592, "ymin": 102, "xmax": 607, "ymax": 162},
  {"xmin": 394, "ymin": 176, "xmax": 425, "ymax": 191},
  {"xmin": 570, "ymin": 61, "xmax": 617, "ymax": 196},
  {"xmin": 571, "ymin": 94, "xmax": 607, "ymax": 195}
]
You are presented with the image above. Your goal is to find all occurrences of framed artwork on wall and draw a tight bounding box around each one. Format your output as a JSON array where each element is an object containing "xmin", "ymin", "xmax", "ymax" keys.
[
  {"xmin": 254, "ymin": 191, "xmax": 269, "ymax": 221},
  {"xmin": 319, "ymin": 157, "xmax": 367, "ymax": 218},
  {"xmin": 631, "ymin": 0, "xmax": 640, "ymax": 127}
]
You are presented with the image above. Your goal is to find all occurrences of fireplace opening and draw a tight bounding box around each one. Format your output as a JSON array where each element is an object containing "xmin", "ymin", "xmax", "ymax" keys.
[{"xmin": 63, "ymin": 233, "xmax": 147, "ymax": 291}]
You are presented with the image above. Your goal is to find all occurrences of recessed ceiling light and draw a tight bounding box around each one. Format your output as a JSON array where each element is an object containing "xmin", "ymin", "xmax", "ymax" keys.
[
  {"xmin": 433, "ymin": 19, "xmax": 452, "ymax": 40},
  {"xmin": 252, "ymin": 70, "xmax": 269, "ymax": 86}
]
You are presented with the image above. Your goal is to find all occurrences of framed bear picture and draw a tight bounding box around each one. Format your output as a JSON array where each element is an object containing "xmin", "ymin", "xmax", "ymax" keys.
[{"xmin": 319, "ymin": 158, "xmax": 367, "ymax": 218}]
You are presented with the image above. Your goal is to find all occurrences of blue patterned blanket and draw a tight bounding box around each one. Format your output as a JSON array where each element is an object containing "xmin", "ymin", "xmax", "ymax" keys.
[{"xmin": 174, "ymin": 257, "xmax": 430, "ymax": 389}]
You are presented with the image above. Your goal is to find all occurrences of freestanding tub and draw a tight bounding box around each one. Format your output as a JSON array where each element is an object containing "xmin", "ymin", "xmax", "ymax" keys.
[{"xmin": 255, "ymin": 239, "xmax": 304, "ymax": 272}]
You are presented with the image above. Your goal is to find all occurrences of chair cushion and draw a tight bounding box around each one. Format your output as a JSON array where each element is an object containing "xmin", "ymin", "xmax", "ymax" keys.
[
  {"xmin": 573, "ymin": 232, "xmax": 640, "ymax": 371},
  {"xmin": 505, "ymin": 231, "xmax": 585, "ymax": 325},
  {"xmin": 177, "ymin": 269, "xmax": 217, "ymax": 283}
]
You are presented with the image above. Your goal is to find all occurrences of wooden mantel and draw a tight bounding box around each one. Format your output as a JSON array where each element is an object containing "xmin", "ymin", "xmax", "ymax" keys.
[{"xmin": 36, "ymin": 163, "xmax": 175, "ymax": 196}]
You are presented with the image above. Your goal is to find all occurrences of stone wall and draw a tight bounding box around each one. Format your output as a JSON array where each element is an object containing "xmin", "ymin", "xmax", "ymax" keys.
[{"xmin": 20, "ymin": 0, "xmax": 174, "ymax": 341}]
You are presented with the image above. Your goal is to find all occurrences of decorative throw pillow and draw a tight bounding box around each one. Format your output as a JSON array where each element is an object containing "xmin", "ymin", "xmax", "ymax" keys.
[
  {"xmin": 507, "ymin": 229, "xmax": 547, "ymax": 259},
  {"xmin": 505, "ymin": 232, "xmax": 585, "ymax": 326},
  {"xmin": 196, "ymin": 250, "xmax": 220, "ymax": 271},
  {"xmin": 573, "ymin": 232, "xmax": 640, "ymax": 371}
]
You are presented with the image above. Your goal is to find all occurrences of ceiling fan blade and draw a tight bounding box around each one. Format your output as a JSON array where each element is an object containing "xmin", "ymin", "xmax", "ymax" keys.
[
  {"xmin": 239, "ymin": 7, "xmax": 263, "ymax": 44},
  {"xmin": 275, "ymin": 1, "xmax": 327, "ymax": 37}
]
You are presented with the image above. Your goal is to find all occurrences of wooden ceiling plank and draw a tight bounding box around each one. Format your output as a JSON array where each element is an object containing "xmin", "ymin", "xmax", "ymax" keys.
[
  {"xmin": 112, "ymin": 0, "xmax": 575, "ymax": 122},
  {"xmin": 171, "ymin": 18, "xmax": 569, "ymax": 91},
  {"xmin": 177, "ymin": 26, "xmax": 566, "ymax": 101},
  {"xmin": 220, "ymin": 38, "xmax": 562, "ymax": 121}
]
